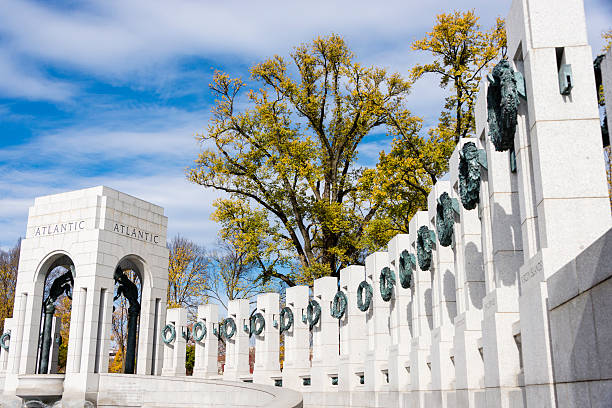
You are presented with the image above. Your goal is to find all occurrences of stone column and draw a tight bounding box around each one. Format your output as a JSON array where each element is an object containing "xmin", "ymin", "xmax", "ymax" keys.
[
  {"xmin": 505, "ymin": 1, "xmax": 612, "ymax": 406},
  {"xmin": 0, "ymin": 318, "xmax": 15, "ymax": 373},
  {"xmin": 193, "ymin": 304, "xmax": 219, "ymax": 378},
  {"xmin": 252, "ymin": 293, "xmax": 281, "ymax": 385},
  {"xmin": 48, "ymin": 316, "xmax": 62, "ymax": 374},
  {"xmin": 338, "ymin": 265, "xmax": 367, "ymax": 405},
  {"xmin": 364, "ymin": 251, "xmax": 391, "ymax": 403},
  {"xmin": 387, "ymin": 234, "xmax": 412, "ymax": 402},
  {"xmin": 473, "ymin": 74, "xmax": 525, "ymax": 408},
  {"xmin": 223, "ymin": 298, "xmax": 250, "ymax": 381},
  {"xmin": 64, "ymin": 284, "xmax": 89, "ymax": 375},
  {"xmin": 408, "ymin": 211, "xmax": 433, "ymax": 408},
  {"xmin": 449, "ymin": 138, "xmax": 486, "ymax": 407},
  {"xmin": 428, "ymin": 180, "xmax": 457, "ymax": 408},
  {"xmin": 161, "ymin": 307, "xmax": 188, "ymax": 377},
  {"xmin": 311, "ymin": 276, "xmax": 339, "ymax": 394},
  {"xmin": 281, "ymin": 285, "xmax": 310, "ymax": 391},
  {"xmin": 96, "ymin": 287, "xmax": 114, "ymax": 375}
]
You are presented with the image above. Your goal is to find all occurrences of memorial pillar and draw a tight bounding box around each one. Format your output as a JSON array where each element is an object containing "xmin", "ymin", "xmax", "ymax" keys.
[
  {"xmin": 161, "ymin": 307, "xmax": 188, "ymax": 377},
  {"xmin": 281, "ymin": 285, "xmax": 310, "ymax": 391},
  {"xmin": 311, "ymin": 277, "xmax": 339, "ymax": 394},
  {"xmin": 0, "ymin": 318, "xmax": 15, "ymax": 374},
  {"xmin": 193, "ymin": 304, "xmax": 219, "ymax": 378},
  {"xmin": 364, "ymin": 251, "xmax": 391, "ymax": 404},
  {"xmin": 449, "ymin": 138, "xmax": 486, "ymax": 407},
  {"xmin": 408, "ymin": 211, "xmax": 433, "ymax": 408},
  {"xmin": 338, "ymin": 265, "xmax": 367, "ymax": 406},
  {"xmin": 223, "ymin": 298, "xmax": 250, "ymax": 381},
  {"xmin": 428, "ymin": 180, "xmax": 457, "ymax": 408},
  {"xmin": 473, "ymin": 76, "xmax": 525, "ymax": 407},
  {"xmin": 387, "ymin": 234, "xmax": 412, "ymax": 403},
  {"xmin": 504, "ymin": 0, "xmax": 612, "ymax": 406},
  {"xmin": 252, "ymin": 292, "xmax": 281, "ymax": 385}
]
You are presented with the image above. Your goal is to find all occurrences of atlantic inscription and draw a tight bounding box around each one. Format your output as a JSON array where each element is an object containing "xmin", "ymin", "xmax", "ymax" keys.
[
  {"xmin": 112, "ymin": 223, "xmax": 160, "ymax": 244},
  {"xmin": 34, "ymin": 220, "xmax": 85, "ymax": 236}
]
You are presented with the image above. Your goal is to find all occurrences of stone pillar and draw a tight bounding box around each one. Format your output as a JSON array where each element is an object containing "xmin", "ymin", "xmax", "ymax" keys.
[
  {"xmin": 223, "ymin": 298, "xmax": 250, "ymax": 381},
  {"xmin": 311, "ymin": 276, "xmax": 339, "ymax": 393},
  {"xmin": 3, "ymin": 291, "xmax": 31, "ymax": 397},
  {"xmin": 48, "ymin": 316, "xmax": 61, "ymax": 374},
  {"xmin": 449, "ymin": 138, "xmax": 486, "ymax": 407},
  {"xmin": 364, "ymin": 251, "xmax": 391, "ymax": 404},
  {"xmin": 64, "ymin": 283, "xmax": 89, "ymax": 375},
  {"xmin": 505, "ymin": 1, "xmax": 612, "ymax": 406},
  {"xmin": 473, "ymin": 75, "xmax": 525, "ymax": 408},
  {"xmin": 252, "ymin": 293, "xmax": 281, "ymax": 385},
  {"xmin": 428, "ymin": 180, "xmax": 457, "ymax": 408},
  {"xmin": 161, "ymin": 307, "xmax": 187, "ymax": 377},
  {"xmin": 0, "ymin": 318, "xmax": 15, "ymax": 373},
  {"xmin": 193, "ymin": 304, "xmax": 219, "ymax": 378},
  {"xmin": 408, "ymin": 211, "xmax": 433, "ymax": 408},
  {"xmin": 387, "ymin": 234, "xmax": 412, "ymax": 402},
  {"xmin": 338, "ymin": 265, "xmax": 367, "ymax": 405},
  {"xmin": 281, "ymin": 285, "xmax": 310, "ymax": 391}
]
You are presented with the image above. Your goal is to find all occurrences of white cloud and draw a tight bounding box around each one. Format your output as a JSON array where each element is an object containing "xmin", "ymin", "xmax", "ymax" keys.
[
  {"xmin": 0, "ymin": 51, "xmax": 76, "ymax": 102},
  {"xmin": 0, "ymin": 0, "xmax": 509, "ymax": 78},
  {"xmin": 0, "ymin": 166, "xmax": 224, "ymax": 249},
  {"xmin": 0, "ymin": 107, "xmax": 222, "ymax": 248},
  {"xmin": 1, "ymin": 109, "xmax": 210, "ymax": 164}
]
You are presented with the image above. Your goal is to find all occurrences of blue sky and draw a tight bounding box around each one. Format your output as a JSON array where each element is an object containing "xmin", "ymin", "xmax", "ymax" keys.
[{"xmin": 1, "ymin": 0, "xmax": 611, "ymax": 250}]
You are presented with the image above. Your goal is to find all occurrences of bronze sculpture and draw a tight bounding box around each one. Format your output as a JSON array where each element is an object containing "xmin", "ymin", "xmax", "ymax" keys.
[
  {"xmin": 114, "ymin": 267, "xmax": 141, "ymax": 374},
  {"xmin": 38, "ymin": 268, "xmax": 73, "ymax": 374}
]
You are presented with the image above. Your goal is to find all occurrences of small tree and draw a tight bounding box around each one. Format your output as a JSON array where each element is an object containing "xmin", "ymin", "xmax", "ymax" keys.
[
  {"xmin": 206, "ymin": 241, "xmax": 276, "ymax": 310},
  {"xmin": 167, "ymin": 235, "xmax": 210, "ymax": 312},
  {"xmin": 186, "ymin": 344, "xmax": 195, "ymax": 375}
]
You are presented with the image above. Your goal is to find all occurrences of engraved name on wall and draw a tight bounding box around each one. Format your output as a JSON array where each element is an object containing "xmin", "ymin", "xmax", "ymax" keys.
[
  {"xmin": 112, "ymin": 223, "xmax": 160, "ymax": 244},
  {"xmin": 33, "ymin": 220, "xmax": 86, "ymax": 237}
]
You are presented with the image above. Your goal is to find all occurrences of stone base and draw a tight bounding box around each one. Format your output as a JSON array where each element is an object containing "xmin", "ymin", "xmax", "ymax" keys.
[
  {"xmin": 485, "ymin": 386, "xmax": 526, "ymax": 408},
  {"xmin": 455, "ymin": 388, "xmax": 487, "ymax": 408}
]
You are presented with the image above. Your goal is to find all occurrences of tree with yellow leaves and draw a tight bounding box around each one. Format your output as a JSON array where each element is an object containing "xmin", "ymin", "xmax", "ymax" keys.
[
  {"xmin": 167, "ymin": 235, "xmax": 210, "ymax": 311},
  {"xmin": 359, "ymin": 11, "xmax": 507, "ymax": 244},
  {"xmin": 411, "ymin": 10, "xmax": 506, "ymax": 143},
  {"xmin": 0, "ymin": 240, "xmax": 19, "ymax": 333},
  {"xmin": 54, "ymin": 296, "xmax": 71, "ymax": 372},
  {"xmin": 603, "ymin": 29, "xmax": 611, "ymax": 53},
  {"xmin": 212, "ymin": 199, "xmax": 293, "ymax": 286},
  {"xmin": 189, "ymin": 35, "xmax": 434, "ymax": 283}
]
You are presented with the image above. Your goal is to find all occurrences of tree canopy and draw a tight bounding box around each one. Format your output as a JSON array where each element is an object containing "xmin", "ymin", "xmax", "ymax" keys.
[
  {"xmin": 189, "ymin": 20, "xmax": 506, "ymax": 285},
  {"xmin": 189, "ymin": 35, "xmax": 430, "ymax": 284}
]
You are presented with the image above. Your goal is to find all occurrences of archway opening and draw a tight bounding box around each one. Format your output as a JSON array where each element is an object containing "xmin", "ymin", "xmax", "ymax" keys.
[
  {"xmin": 37, "ymin": 255, "xmax": 74, "ymax": 374},
  {"xmin": 110, "ymin": 258, "xmax": 142, "ymax": 374}
]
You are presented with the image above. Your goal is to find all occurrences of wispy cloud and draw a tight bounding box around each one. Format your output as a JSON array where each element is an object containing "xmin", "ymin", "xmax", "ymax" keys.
[
  {"xmin": 0, "ymin": 106, "xmax": 220, "ymax": 248},
  {"xmin": 0, "ymin": 0, "xmax": 511, "ymax": 86},
  {"xmin": 1, "ymin": 108, "xmax": 210, "ymax": 165},
  {"xmin": 0, "ymin": 51, "xmax": 76, "ymax": 102}
]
